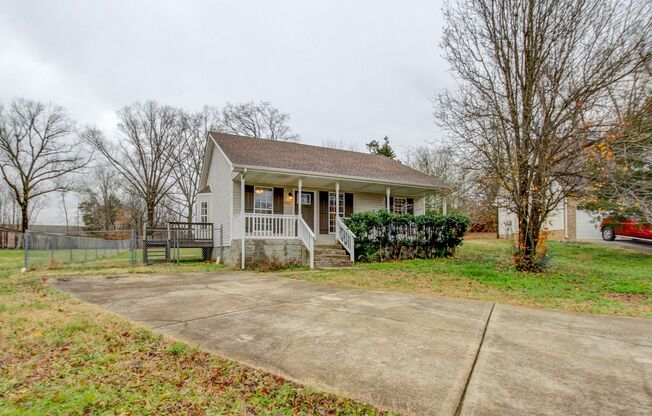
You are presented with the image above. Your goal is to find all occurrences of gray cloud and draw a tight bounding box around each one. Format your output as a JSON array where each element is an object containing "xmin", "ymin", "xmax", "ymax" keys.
[{"xmin": 0, "ymin": 0, "xmax": 452, "ymax": 224}]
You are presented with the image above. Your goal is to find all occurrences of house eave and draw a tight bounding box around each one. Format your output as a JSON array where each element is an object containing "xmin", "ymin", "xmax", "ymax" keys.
[{"xmin": 231, "ymin": 164, "xmax": 450, "ymax": 192}]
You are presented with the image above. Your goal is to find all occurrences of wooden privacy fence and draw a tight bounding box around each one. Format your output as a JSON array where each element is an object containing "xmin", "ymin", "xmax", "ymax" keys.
[{"xmin": 0, "ymin": 228, "xmax": 23, "ymax": 249}]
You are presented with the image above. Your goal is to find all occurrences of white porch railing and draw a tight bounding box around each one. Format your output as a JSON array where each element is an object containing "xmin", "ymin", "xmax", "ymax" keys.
[
  {"xmin": 336, "ymin": 217, "xmax": 355, "ymax": 263},
  {"xmin": 232, "ymin": 213, "xmax": 315, "ymax": 269},
  {"xmin": 236, "ymin": 213, "xmax": 298, "ymax": 239},
  {"xmin": 298, "ymin": 217, "xmax": 315, "ymax": 269}
]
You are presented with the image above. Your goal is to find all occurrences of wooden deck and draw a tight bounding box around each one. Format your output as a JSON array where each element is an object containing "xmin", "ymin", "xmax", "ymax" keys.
[{"xmin": 143, "ymin": 222, "xmax": 214, "ymax": 263}]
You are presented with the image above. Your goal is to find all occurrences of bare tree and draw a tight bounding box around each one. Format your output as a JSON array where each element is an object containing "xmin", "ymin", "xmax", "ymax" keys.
[
  {"xmin": 78, "ymin": 166, "xmax": 124, "ymax": 230},
  {"xmin": 220, "ymin": 101, "xmax": 299, "ymax": 141},
  {"xmin": 170, "ymin": 107, "xmax": 220, "ymax": 223},
  {"xmin": 321, "ymin": 139, "xmax": 358, "ymax": 151},
  {"xmin": 406, "ymin": 145, "xmax": 500, "ymax": 231},
  {"xmin": 406, "ymin": 145, "xmax": 463, "ymax": 211},
  {"xmin": 0, "ymin": 182, "xmax": 18, "ymax": 226},
  {"xmin": 438, "ymin": 0, "xmax": 650, "ymax": 270},
  {"xmin": 0, "ymin": 99, "xmax": 88, "ymax": 232},
  {"xmin": 85, "ymin": 101, "xmax": 182, "ymax": 227}
]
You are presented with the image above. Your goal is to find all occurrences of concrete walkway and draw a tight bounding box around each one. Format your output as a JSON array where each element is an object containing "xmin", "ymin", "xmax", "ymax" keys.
[{"xmin": 53, "ymin": 272, "xmax": 652, "ymax": 415}]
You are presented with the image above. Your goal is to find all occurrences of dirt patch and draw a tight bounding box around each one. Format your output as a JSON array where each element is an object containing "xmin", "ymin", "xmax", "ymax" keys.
[{"xmin": 606, "ymin": 293, "xmax": 649, "ymax": 305}]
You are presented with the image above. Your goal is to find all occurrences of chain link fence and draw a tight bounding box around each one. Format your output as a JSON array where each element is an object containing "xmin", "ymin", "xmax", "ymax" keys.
[
  {"xmin": 14, "ymin": 223, "xmax": 220, "ymax": 270},
  {"xmin": 23, "ymin": 230, "xmax": 137, "ymax": 270}
]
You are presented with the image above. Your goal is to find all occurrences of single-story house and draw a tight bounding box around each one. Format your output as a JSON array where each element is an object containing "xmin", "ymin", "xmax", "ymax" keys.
[
  {"xmin": 197, "ymin": 133, "xmax": 449, "ymax": 268},
  {"xmin": 498, "ymin": 198, "xmax": 603, "ymax": 241}
]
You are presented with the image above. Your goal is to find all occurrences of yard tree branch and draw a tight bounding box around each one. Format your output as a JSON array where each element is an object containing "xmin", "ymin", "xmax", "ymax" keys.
[
  {"xmin": 437, "ymin": 0, "xmax": 651, "ymax": 271},
  {"xmin": 84, "ymin": 101, "xmax": 182, "ymax": 227},
  {"xmin": 170, "ymin": 106, "xmax": 220, "ymax": 223},
  {"xmin": 220, "ymin": 101, "xmax": 299, "ymax": 141},
  {"xmin": 0, "ymin": 98, "xmax": 89, "ymax": 232}
]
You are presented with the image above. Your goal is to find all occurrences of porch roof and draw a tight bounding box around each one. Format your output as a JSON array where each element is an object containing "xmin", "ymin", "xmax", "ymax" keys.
[{"xmin": 210, "ymin": 133, "xmax": 450, "ymax": 192}]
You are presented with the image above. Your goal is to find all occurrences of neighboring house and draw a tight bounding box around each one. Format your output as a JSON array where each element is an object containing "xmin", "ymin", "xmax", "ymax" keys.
[
  {"xmin": 198, "ymin": 133, "xmax": 449, "ymax": 268},
  {"xmin": 498, "ymin": 198, "xmax": 602, "ymax": 241}
]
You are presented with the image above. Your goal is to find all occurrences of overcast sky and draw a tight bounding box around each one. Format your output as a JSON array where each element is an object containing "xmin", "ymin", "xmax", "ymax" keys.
[{"xmin": 0, "ymin": 0, "xmax": 453, "ymax": 224}]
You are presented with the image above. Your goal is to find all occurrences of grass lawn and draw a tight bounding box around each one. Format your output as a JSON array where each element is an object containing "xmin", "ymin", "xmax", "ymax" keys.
[
  {"xmin": 1, "ymin": 238, "xmax": 649, "ymax": 414},
  {"xmin": 0, "ymin": 258, "xmax": 389, "ymax": 415},
  {"xmin": 284, "ymin": 239, "xmax": 652, "ymax": 317}
]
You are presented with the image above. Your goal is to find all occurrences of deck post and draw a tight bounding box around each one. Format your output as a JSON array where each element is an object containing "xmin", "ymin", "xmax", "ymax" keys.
[
  {"xmin": 240, "ymin": 172, "xmax": 246, "ymax": 270},
  {"xmin": 386, "ymin": 187, "xmax": 391, "ymax": 211}
]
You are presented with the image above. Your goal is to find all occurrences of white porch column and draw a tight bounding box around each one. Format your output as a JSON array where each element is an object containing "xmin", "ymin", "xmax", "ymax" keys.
[
  {"xmin": 240, "ymin": 172, "xmax": 245, "ymax": 269},
  {"xmin": 335, "ymin": 182, "xmax": 340, "ymax": 220},
  {"xmin": 442, "ymin": 196, "xmax": 448, "ymax": 215},
  {"xmin": 297, "ymin": 178, "xmax": 302, "ymax": 220},
  {"xmin": 386, "ymin": 187, "xmax": 391, "ymax": 211}
]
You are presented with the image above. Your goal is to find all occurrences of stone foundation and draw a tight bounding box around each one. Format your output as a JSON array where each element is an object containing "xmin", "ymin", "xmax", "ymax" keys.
[{"xmin": 219, "ymin": 239, "xmax": 308, "ymax": 267}]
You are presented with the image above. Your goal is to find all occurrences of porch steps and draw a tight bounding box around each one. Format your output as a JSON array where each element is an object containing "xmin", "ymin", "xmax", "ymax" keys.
[{"xmin": 314, "ymin": 244, "xmax": 353, "ymax": 268}]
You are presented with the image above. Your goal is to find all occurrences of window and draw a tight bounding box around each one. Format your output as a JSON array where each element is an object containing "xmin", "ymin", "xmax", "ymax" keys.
[
  {"xmin": 300, "ymin": 193, "xmax": 312, "ymax": 205},
  {"xmin": 254, "ymin": 186, "xmax": 273, "ymax": 214},
  {"xmin": 393, "ymin": 197, "xmax": 408, "ymax": 214},
  {"xmin": 328, "ymin": 192, "xmax": 344, "ymax": 233},
  {"xmin": 200, "ymin": 201, "xmax": 208, "ymax": 222}
]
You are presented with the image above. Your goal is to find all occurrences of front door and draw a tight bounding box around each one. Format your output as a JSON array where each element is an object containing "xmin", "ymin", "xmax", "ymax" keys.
[{"xmin": 295, "ymin": 191, "xmax": 315, "ymax": 232}]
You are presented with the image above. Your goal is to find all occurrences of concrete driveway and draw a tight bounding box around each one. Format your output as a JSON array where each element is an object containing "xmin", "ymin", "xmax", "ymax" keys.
[
  {"xmin": 53, "ymin": 272, "xmax": 652, "ymax": 415},
  {"xmin": 598, "ymin": 238, "xmax": 652, "ymax": 254}
]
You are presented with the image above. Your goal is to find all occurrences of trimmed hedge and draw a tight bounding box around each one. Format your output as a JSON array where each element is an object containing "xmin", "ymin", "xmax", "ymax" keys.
[{"xmin": 344, "ymin": 210, "xmax": 469, "ymax": 262}]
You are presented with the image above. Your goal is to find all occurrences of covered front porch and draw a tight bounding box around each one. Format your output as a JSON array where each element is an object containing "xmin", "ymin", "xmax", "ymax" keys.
[{"xmin": 230, "ymin": 167, "xmax": 447, "ymax": 269}]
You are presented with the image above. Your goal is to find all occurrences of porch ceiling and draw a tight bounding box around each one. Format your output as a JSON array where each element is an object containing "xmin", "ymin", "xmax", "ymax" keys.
[{"xmin": 240, "ymin": 169, "xmax": 442, "ymax": 197}]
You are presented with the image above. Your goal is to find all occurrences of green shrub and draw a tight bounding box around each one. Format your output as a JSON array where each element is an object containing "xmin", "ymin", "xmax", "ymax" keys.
[{"xmin": 344, "ymin": 210, "xmax": 469, "ymax": 262}]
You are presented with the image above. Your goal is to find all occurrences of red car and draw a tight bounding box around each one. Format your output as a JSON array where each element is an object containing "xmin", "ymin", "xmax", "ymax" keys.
[{"xmin": 600, "ymin": 217, "xmax": 652, "ymax": 241}]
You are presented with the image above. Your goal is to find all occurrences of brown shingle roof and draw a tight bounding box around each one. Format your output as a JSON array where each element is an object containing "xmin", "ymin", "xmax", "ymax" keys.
[
  {"xmin": 198, "ymin": 185, "xmax": 212, "ymax": 194},
  {"xmin": 210, "ymin": 133, "xmax": 447, "ymax": 189}
]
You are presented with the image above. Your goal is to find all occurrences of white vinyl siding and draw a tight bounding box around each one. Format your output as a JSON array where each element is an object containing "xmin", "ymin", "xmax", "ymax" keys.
[
  {"xmin": 353, "ymin": 192, "xmax": 386, "ymax": 213},
  {"xmin": 414, "ymin": 197, "xmax": 426, "ymax": 215},
  {"xmin": 204, "ymin": 145, "xmax": 234, "ymax": 246},
  {"xmin": 499, "ymin": 204, "xmax": 565, "ymax": 238}
]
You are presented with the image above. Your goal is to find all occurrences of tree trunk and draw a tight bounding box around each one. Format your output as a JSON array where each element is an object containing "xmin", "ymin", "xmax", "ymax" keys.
[
  {"xmin": 147, "ymin": 203, "xmax": 155, "ymax": 228},
  {"xmin": 515, "ymin": 207, "xmax": 544, "ymax": 272},
  {"xmin": 186, "ymin": 206, "xmax": 193, "ymax": 225},
  {"xmin": 20, "ymin": 200, "xmax": 29, "ymax": 233}
]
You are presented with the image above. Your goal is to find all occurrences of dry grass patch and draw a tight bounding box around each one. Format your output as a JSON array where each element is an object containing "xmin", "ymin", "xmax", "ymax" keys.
[{"xmin": 0, "ymin": 272, "xmax": 392, "ymax": 415}]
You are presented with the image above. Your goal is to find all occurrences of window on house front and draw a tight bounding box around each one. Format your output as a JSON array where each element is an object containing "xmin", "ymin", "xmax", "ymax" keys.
[
  {"xmin": 328, "ymin": 192, "xmax": 345, "ymax": 233},
  {"xmin": 393, "ymin": 197, "xmax": 408, "ymax": 214},
  {"xmin": 254, "ymin": 186, "xmax": 273, "ymax": 214},
  {"xmin": 200, "ymin": 201, "xmax": 208, "ymax": 222}
]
